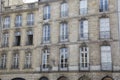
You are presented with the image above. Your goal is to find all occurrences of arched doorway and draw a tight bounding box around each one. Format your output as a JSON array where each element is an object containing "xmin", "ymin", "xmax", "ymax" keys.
[
  {"xmin": 39, "ymin": 77, "xmax": 49, "ymax": 80},
  {"xmin": 102, "ymin": 76, "xmax": 113, "ymax": 80},
  {"xmin": 57, "ymin": 76, "xmax": 68, "ymax": 80},
  {"xmin": 12, "ymin": 78, "xmax": 25, "ymax": 80},
  {"xmin": 79, "ymin": 75, "xmax": 91, "ymax": 80}
]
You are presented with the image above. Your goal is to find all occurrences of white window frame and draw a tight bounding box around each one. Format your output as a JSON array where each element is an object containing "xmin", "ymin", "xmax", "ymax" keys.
[
  {"xmin": 2, "ymin": 33, "xmax": 9, "ymax": 47},
  {"xmin": 101, "ymin": 46, "xmax": 112, "ymax": 70},
  {"xmin": 3, "ymin": 16, "xmax": 10, "ymax": 29},
  {"xmin": 61, "ymin": 2, "xmax": 68, "ymax": 17},
  {"xmin": 44, "ymin": 5, "xmax": 50, "ymax": 20},
  {"xmin": 100, "ymin": 18, "xmax": 110, "ymax": 39},
  {"xmin": 42, "ymin": 49, "xmax": 50, "ymax": 71},
  {"xmin": 79, "ymin": 20, "xmax": 88, "ymax": 40},
  {"xmin": 100, "ymin": 0, "xmax": 108, "ymax": 12},
  {"xmin": 80, "ymin": 47, "xmax": 89, "ymax": 70},
  {"xmin": 15, "ymin": 15, "xmax": 22, "ymax": 27},
  {"xmin": 13, "ymin": 53, "xmax": 19, "ymax": 69},
  {"xmin": 60, "ymin": 48, "xmax": 68, "ymax": 70},
  {"xmin": 80, "ymin": 0, "xmax": 87, "ymax": 15},
  {"xmin": 27, "ymin": 13, "xmax": 34, "ymax": 26},
  {"xmin": 0, "ymin": 54, "xmax": 7, "ymax": 69},
  {"xmin": 60, "ymin": 23, "xmax": 68, "ymax": 42},
  {"xmin": 43, "ymin": 24, "xmax": 50, "ymax": 43},
  {"xmin": 25, "ymin": 53, "xmax": 32, "ymax": 68}
]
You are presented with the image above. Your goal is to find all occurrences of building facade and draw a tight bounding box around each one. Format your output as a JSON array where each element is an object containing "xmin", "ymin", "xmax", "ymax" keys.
[{"xmin": 0, "ymin": 0, "xmax": 120, "ymax": 80}]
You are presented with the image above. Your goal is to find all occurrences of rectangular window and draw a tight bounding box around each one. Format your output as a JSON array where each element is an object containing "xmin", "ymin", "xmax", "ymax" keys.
[
  {"xmin": 27, "ymin": 13, "xmax": 34, "ymax": 26},
  {"xmin": 79, "ymin": 20, "xmax": 88, "ymax": 40},
  {"xmin": 80, "ymin": 47, "xmax": 89, "ymax": 70},
  {"xmin": 80, "ymin": 0, "xmax": 87, "ymax": 15},
  {"xmin": 2, "ymin": 33, "xmax": 9, "ymax": 47},
  {"xmin": 42, "ymin": 49, "xmax": 49, "ymax": 71},
  {"xmin": 0, "ymin": 54, "xmax": 7, "ymax": 69},
  {"xmin": 12, "ymin": 53, "xmax": 19, "ymax": 69},
  {"xmin": 24, "ymin": 53, "xmax": 32, "ymax": 69},
  {"xmin": 60, "ymin": 48, "xmax": 68, "ymax": 70},
  {"xmin": 14, "ymin": 32, "xmax": 21, "ymax": 46},
  {"xmin": 3, "ymin": 16, "xmax": 10, "ymax": 29},
  {"xmin": 100, "ymin": 0, "xmax": 108, "ymax": 12},
  {"xmin": 60, "ymin": 23, "xmax": 68, "ymax": 42},
  {"xmin": 43, "ymin": 5, "xmax": 50, "ymax": 20},
  {"xmin": 101, "ymin": 46, "xmax": 112, "ymax": 70},
  {"xmin": 100, "ymin": 18, "xmax": 110, "ymax": 39},
  {"xmin": 27, "ymin": 31, "xmax": 33, "ymax": 45},
  {"xmin": 43, "ymin": 24, "xmax": 50, "ymax": 43},
  {"xmin": 61, "ymin": 2, "xmax": 68, "ymax": 17},
  {"xmin": 15, "ymin": 15, "xmax": 22, "ymax": 27}
]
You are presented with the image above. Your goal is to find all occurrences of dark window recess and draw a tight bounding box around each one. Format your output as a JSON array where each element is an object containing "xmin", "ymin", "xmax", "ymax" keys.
[
  {"xmin": 15, "ymin": 36, "xmax": 21, "ymax": 46},
  {"xmin": 27, "ymin": 35, "xmax": 33, "ymax": 45}
]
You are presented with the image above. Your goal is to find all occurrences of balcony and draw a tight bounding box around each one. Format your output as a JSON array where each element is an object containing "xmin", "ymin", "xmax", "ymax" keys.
[
  {"xmin": 0, "ymin": 65, "xmax": 6, "ymax": 70},
  {"xmin": 80, "ymin": 8, "xmax": 88, "ymax": 15},
  {"xmin": 43, "ymin": 14, "xmax": 50, "ymax": 20},
  {"xmin": 3, "ymin": 24, "xmax": 10, "ymax": 29},
  {"xmin": 27, "ymin": 21, "xmax": 34, "ymax": 26},
  {"xmin": 58, "ymin": 64, "xmax": 69, "ymax": 71},
  {"xmin": 101, "ymin": 62, "xmax": 112, "ymax": 71},
  {"xmin": 24, "ymin": 64, "xmax": 32, "ymax": 69},
  {"xmin": 79, "ymin": 63, "xmax": 90, "ymax": 71},
  {"xmin": 40, "ymin": 64, "xmax": 52, "ymax": 72},
  {"xmin": 61, "ymin": 11, "xmax": 68, "ymax": 18},
  {"xmin": 11, "ymin": 65, "xmax": 19, "ymax": 69},
  {"xmin": 42, "ymin": 37, "xmax": 50, "ymax": 44},
  {"xmin": 1, "ymin": 43, "xmax": 9, "ymax": 48},
  {"xmin": 59, "ymin": 35, "xmax": 69, "ymax": 42},
  {"xmin": 15, "ymin": 23, "xmax": 22, "ymax": 28},
  {"xmin": 100, "ymin": 31, "xmax": 110, "ymax": 40},
  {"xmin": 79, "ymin": 33, "xmax": 89, "ymax": 41}
]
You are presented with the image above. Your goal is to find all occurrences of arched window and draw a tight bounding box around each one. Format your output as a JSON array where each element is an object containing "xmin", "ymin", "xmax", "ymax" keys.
[
  {"xmin": 102, "ymin": 76, "xmax": 113, "ymax": 80},
  {"xmin": 12, "ymin": 78, "xmax": 25, "ymax": 80},
  {"xmin": 39, "ymin": 77, "xmax": 48, "ymax": 80},
  {"xmin": 57, "ymin": 76, "xmax": 68, "ymax": 80},
  {"xmin": 61, "ymin": 2, "xmax": 68, "ymax": 17},
  {"xmin": 79, "ymin": 75, "xmax": 91, "ymax": 80},
  {"xmin": 43, "ymin": 5, "xmax": 50, "ymax": 20}
]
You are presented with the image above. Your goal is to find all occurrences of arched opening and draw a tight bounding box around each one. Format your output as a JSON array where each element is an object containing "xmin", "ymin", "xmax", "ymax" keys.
[
  {"xmin": 39, "ymin": 77, "xmax": 49, "ymax": 80},
  {"xmin": 79, "ymin": 75, "xmax": 91, "ymax": 80},
  {"xmin": 57, "ymin": 76, "xmax": 68, "ymax": 80},
  {"xmin": 102, "ymin": 76, "xmax": 113, "ymax": 80},
  {"xmin": 12, "ymin": 78, "xmax": 25, "ymax": 80}
]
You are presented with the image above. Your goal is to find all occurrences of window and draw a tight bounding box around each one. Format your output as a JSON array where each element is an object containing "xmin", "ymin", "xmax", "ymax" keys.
[
  {"xmin": 60, "ymin": 48, "xmax": 68, "ymax": 70},
  {"xmin": 27, "ymin": 31, "xmax": 33, "ymax": 45},
  {"xmin": 14, "ymin": 32, "xmax": 21, "ymax": 46},
  {"xmin": 61, "ymin": 2, "xmax": 68, "ymax": 17},
  {"xmin": 39, "ymin": 77, "xmax": 49, "ymax": 80},
  {"xmin": 60, "ymin": 23, "xmax": 68, "ymax": 42},
  {"xmin": 80, "ymin": 0, "xmax": 87, "ymax": 15},
  {"xmin": 79, "ymin": 20, "xmax": 88, "ymax": 40},
  {"xmin": 2, "ymin": 33, "xmax": 9, "ymax": 47},
  {"xmin": 101, "ymin": 46, "xmax": 112, "ymax": 70},
  {"xmin": 100, "ymin": 0, "xmax": 108, "ymax": 12},
  {"xmin": 42, "ymin": 24, "xmax": 50, "ymax": 43},
  {"xmin": 80, "ymin": 47, "xmax": 89, "ymax": 70},
  {"xmin": 27, "ymin": 13, "xmax": 34, "ymax": 26},
  {"xmin": 100, "ymin": 18, "xmax": 110, "ymax": 39},
  {"xmin": 0, "ymin": 53, "xmax": 7, "ymax": 69},
  {"xmin": 43, "ymin": 5, "xmax": 50, "ymax": 20},
  {"xmin": 15, "ymin": 15, "xmax": 22, "ymax": 27},
  {"xmin": 12, "ymin": 53, "xmax": 19, "ymax": 69},
  {"xmin": 3, "ymin": 16, "xmax": 10, "ymax": 29},
  {"xmin": 42, "ymin": 49, "xmax": 50, "ymax": 71},
  {"xmin": 24, "ymin": 52, "xmax": 32, "ymax": 69}
]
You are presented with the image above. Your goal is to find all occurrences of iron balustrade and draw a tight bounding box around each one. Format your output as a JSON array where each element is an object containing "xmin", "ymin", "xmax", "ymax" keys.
[
  {"xmin": 27, "ymin": 21, "xmax": 34, "ymax": 26},
  {"xmin": 42, "ymin": 37, "xmax": 50, "ymax": 44},
  {"xmin": 59, "ymin": 35, "xmax": 69, "ymax": 42},
  {"xmin": 15, "ymin": 23, "xmax": 22, "ymax": 27},
  {"xmin": 61, "ymin": 11, "xmax": 68, "ymax": 17},
  {"xmin": 43, "ymin": 14, "xmax": 50, "ymax": 20},
  {"xmin": 24, "ymin": 64, "xmax": 32, "ymax": 69},
  {"xmin": 100, "ymin": 31, "xmax": 110, "ymax": 39},
  {"xmin": 79, "ymin": 63, "xmax": 90, "ymax": 71},
  {"xmin": 79, "ymin": 33, "xmax": 89, "ymax": 40},
  {"xmin": 101, "ymin": 62, "xmax": 113, "ymax": 71},
  {"xmin": 11, "ymin": 65, "xmax": 19, "ymax": 69},
  {"xmin": 58, "ymin": 64, "xmax": 69, "ymax": 71}
]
